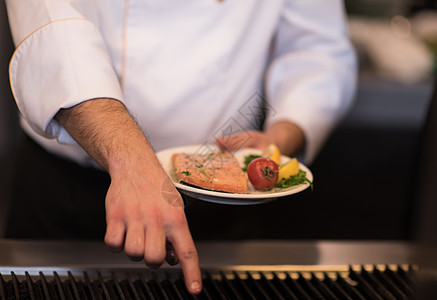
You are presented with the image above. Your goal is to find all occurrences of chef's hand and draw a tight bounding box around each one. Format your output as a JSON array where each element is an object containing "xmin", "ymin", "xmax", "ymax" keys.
[
  {"xmin": 55, "ymin": 98, "xmax": 202, "ymax": 295},
  {"xmin": 105, "ymin": 167, "xmax": 201, "ymax": 294},
  {"xmin": 216, "ymin": 120, "xmax": 305, "ymax": 157},
  {"xmin": 104, "ymin": 167, "xmax": 202, "ymax": 294}
]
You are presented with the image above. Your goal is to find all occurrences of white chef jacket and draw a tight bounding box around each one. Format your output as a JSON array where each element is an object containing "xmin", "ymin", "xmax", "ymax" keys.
[{"xmin": 6, "ymin": 0, "xmax": 357, "ymax": 167}]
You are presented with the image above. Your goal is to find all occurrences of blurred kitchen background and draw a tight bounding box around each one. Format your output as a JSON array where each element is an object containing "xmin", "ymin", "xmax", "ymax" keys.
[{"xmin": 0, "ymin": 0, "xmax": 436, "ymax": 240}]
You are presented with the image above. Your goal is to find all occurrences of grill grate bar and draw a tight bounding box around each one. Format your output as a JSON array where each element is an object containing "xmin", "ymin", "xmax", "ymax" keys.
[
  {"xmin": 125, "ymin": 274, "xmax": 141, "ymax": 300},
  {"xmin": 161, "ymin": 277, "xmax": 184, "ymax": 299},
  {"xmin": 84, "ymin": 271, "xmax": 98, "ymax": 300},
  {"xmin": 194, "ymin": 274, "xmax": 214, "ymax": 300},
  {"xmin": 283, "ymin": 272, "xmax": 313, "ymax": 300},
  {"xmin": 232, "ymin": 272, "xmax": 258, "ymax": 300},
  {"xmin": 271, "ymin": 273, "xmax": 299, "ymax": 300},
  {"xmin": 0, "ymin": 274, "xmax": 5, "ymax": 300},
  {"xmin": 0, "ymin": 265, "xmax": 417, "ymax": 300},
  {"xmin": 384, "ymin": 266, "xmax": 415, "ymax": 298},
  {"xmin": 11, "ymin": 271, "xmax": 21, "ymax": 300},
  {"xmin": 25, "ymin": 272, "xmax": 36, "ymax": 300},
  {"xmin": 322, "ymin": 272, "xmax": 353, "ymax": 300},
  {"xmin": 246, "ymin": 271, "xmax": 274, "ymax": 300},
  {"xmin": 176, "ymin": 273, "xmax": 196, "ymax": 300},
  {"xmin": 360, "ymin": 267, "xmax": 397, "ymax": 300},
  {"xmin": 203, "ymin": 271, "xmax": 227, "ymax": 300},
  {"xmin": 372, "ymin": 267, "xmax": 408, "ymax": 300},
  {"xmin": 349, "ymin": 267, "xmax": 385, "ymax": 300},
  {"xmin": 97, "ymin": 271, "xmax": 112, "ymax": 300},
  {"xmin": 397, "ymin": 265, "xmax": 415, "ymax": 288},
  {"xmin": 297, "ymin": 272, "xmax": 326, "ymax": 299},
  {"xmin": 38, "ymin": 271, "xmax": 51, "ymax": 300},
  {"xmin": 111, "ymin": 272, "xmax": 127, "ymax": 300},
  {"xmin": 397, "ymin": 265, "xmax": 417, "ymax": 296},
  {"xmin": 149, "ymin": 273, "xmax": 171, "ymax": 300},
  {"xmin": 310, "ymin": 273, "xmax": 339, "ymax": 300},
  {"xmin": 62, "ymin": 278, "xmax": 75, "ymax": 300},
  {"xmin": 247, "ymin": 272, "xmax": 269, "ymax": 300},
  {"xmin": 77, "ymin": 278, "xmax": 92, "ymax": 300},
  {"xmin": 259, "ymin": 272, "xmax": 286, "ymax": 300},
  {"xmin": 33, "ymin": 278, "xmax": 45, "ymax": 299},
  {"xmin": 219, "ymin": 271, "xmax": 244, "ymax": 300},
  {"xmin": 53, "ymin": 272, "xmax": 67, "ymax": 300},
  {"xmin": 139, "ymin": 274, "xmax": 157, "ymax": 300},
  {"xmin": 67, "ymin": 271, "xmax": 81, "ymax": 299},
  {"xmin": 333, "ymin": 272, "xmax": 366, "ymax": 300}
]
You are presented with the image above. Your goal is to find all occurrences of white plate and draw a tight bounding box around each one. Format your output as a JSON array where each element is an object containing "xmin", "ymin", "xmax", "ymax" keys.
[{"xmin": 156, "ymin": 144, "xmax": 313, "ymax": 205}]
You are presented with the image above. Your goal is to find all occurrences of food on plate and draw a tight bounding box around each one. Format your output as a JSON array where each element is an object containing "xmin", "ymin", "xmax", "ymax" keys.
[
  {"xmin": 275, "ymin": 168, "xmax": 313, "ymax": 191},
  {"xmin": 172, "ymin": 151, "xmax": 248, "ymax": 194},
  {"xmin": 261, "ymin": 143, "xmax": 281, "ymax": 165},
  {"xmin": 278, "ymin": 158, "xmax": 299, "ymax": 181},
  {"xmin": 246, "ymin": 157, "xmax": 279, "ymax": 191},
  {"xmin": 242, "ymin": 154, "xmax": 261, "ymax": 171},
  {"xmin": 244, "ymin": 151, "xmax": 313, "ymax": 191},
  {"xmin": 171, "ymin": 144, "xmax": 312, "ymax": 195}
]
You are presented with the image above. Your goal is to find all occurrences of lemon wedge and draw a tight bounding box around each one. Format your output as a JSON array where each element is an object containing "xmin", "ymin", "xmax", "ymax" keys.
[
  {"xmin": 262, "ymin": 144, "xmax": 281, "ymax": 165},
  {"xmin": 278, "ymin": 158, "xmax": 300, "ymax": 181}
]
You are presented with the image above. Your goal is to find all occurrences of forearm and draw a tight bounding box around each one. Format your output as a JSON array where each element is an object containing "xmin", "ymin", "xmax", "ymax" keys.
[{"xmin": 55, "ymin": 98, "xmax": 158, "ymax": 177}]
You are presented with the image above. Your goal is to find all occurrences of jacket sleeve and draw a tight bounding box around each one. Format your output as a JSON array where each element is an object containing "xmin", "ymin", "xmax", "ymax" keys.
[
  {"xmin": 264, "ymin": 0, "xmax": 357, "ymax": 164},
  {"xmin": 6, "ymin": 0, "xmax": 124, "ymax": 144}
]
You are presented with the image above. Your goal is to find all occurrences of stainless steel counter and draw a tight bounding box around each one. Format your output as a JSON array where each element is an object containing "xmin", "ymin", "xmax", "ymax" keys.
[{"xmin": 0, "ymin": 239, "xmax": 435, "ymax": 270}]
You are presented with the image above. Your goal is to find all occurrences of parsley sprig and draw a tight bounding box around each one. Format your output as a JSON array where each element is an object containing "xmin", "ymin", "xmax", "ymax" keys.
[{"xmin": 275, "ymin": 170, "xmax": 313, "ymax": 191}]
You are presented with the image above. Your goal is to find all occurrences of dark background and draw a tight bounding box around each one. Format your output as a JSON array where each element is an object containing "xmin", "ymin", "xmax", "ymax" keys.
[
  {"xmin": 0, "ymin": 1, "xmax": 435, "ymax": 240},
  {"xmin": 0, "ymin": 1, "xmax": 18, "ymax": 235}
]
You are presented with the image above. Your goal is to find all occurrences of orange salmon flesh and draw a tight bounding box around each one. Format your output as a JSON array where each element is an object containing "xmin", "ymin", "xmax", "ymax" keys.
[{"xmin": 172, "ymin": 151, "xmax": 248, "ymax": 194}]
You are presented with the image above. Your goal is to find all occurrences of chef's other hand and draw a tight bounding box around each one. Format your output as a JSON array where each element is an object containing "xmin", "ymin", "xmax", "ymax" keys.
[
  {"xmin": 104, "ymin": 169, "xmax": 202, "ymax": 295},
  {"xmin": 216, "ymin": 120, "xmax": 305, "ymax": 157}
]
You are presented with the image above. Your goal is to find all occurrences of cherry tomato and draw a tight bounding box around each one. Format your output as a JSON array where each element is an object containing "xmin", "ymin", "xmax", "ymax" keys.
[{"xmin": 247, "ymin": 157, "xmax": 279, "ymax": 191}]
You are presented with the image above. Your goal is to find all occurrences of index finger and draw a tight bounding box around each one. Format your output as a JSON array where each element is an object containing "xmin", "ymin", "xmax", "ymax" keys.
[{"xmin": 168, "ymin": 230, "xmax": 202, "ymax": 294}]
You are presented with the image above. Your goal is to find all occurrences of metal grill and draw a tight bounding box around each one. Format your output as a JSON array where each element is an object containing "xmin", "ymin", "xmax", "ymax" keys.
[{"xmin": 0, "ymin": 265, "xmax": 416, "ymax": 300}]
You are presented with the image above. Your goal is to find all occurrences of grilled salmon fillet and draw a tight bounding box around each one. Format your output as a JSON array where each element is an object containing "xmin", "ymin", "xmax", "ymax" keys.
[{"xmin": 172, "ymin": 151, "xmax": 248, "ymax": 194}]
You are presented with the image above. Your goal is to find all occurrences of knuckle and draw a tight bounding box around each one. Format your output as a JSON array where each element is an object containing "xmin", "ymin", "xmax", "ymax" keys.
[
  {"xmin": 106, "ymin": 208, "xmax": 126, "ymax": 225},
  {"xmin": 106, "ymin": 209, "xmax": 121, "ymax": 222},
  {"xmin": 146, "ymin": 212, "xmax": 162, "ymax": 227},
  {"xmin": 169, "ymin": 213, "xmax": 188, "ymax": 229},
  {"xmin": 179, "ymin": 247, "xmax": 198, "ymax": 261}
]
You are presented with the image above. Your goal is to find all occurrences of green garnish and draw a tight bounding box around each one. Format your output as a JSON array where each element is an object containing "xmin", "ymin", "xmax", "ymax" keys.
[
  {"xmin": 181, "ymin": 171, "xmax": 191, "ymax": 176},
  {"xmin": 195, "ymin": 163, "xmax": 203, "ymax": 168},
  {"xmin": 242, "ymin": 154, "xmax": 261, "ymax": 171},
  {"xmin": 275, "ymin": 170, "xmax": 313, "ymax": 191}
]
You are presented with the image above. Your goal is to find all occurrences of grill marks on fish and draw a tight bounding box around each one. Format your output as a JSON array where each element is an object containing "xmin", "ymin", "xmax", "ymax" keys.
[{"xmin": 172, "ymin": 151, "xmax": 248, "ymax": 194}]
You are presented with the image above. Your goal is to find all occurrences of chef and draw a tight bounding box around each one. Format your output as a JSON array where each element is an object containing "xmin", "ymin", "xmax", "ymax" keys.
[{"xmin": 4, "ymin": 0, "xmax": 357, "ymax": 294}]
